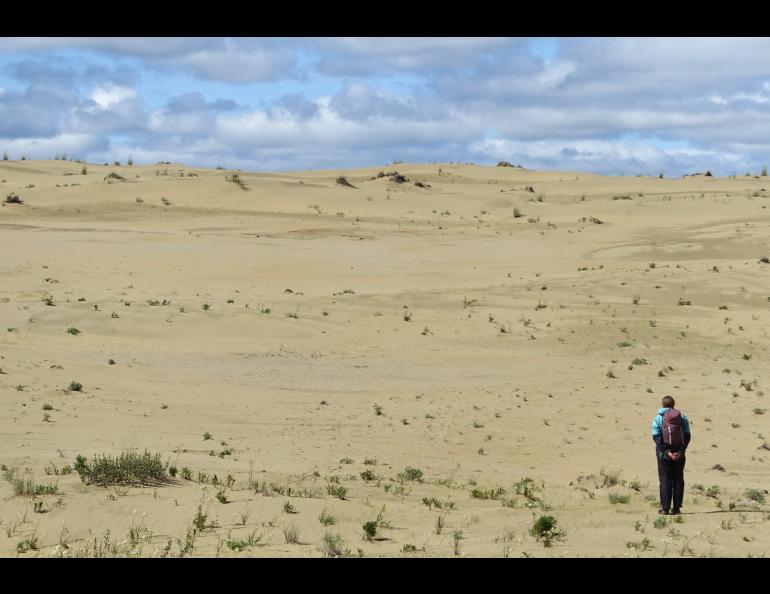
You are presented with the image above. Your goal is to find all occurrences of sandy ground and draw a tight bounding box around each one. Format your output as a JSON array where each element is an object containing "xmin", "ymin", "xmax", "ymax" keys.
[{"xmin": 1, "ymin": 160, "xmax": 769, "ymax": 557}]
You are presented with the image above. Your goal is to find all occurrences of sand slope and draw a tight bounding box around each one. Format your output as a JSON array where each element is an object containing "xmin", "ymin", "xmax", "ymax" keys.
[{"xmin": 1, "ymin": 161, "xmax": 769, "ymax": 557}]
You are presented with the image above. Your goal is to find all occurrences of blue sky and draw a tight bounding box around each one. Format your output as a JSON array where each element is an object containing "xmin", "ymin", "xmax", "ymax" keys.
[{"xmin": 0, "ymin": 37, "xmax": 769, "ymax": 176}]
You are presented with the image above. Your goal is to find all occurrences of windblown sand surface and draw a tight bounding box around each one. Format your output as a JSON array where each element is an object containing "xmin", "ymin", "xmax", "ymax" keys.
[{"xmin": 1, "ymin": 160, "xmax": 769, "ymax": 557}]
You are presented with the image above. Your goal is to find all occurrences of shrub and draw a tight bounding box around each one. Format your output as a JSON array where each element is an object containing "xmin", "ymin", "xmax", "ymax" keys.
[
  {"xmin": 362, "ymin": 521, "xmax": 377, "ymax": 541},
  {"xmin": 322, "ymin": 532, "xmax": 349, "ymax": 557},
  {"xmin": 360, "ymin": 469, "xmax": 377, "ymax": 481},
  {"xmin": 4, "ymin": 192, "xmax": 22, "ymax": 204},
  {"xmin": 529, "ymin": 515, "xmax": 566, "ymax": 547},
  {"xmin": 73, "ymin": 450, "xmax": 168, "ymax": 486},
  {"xmin": 327, "ymin": 484, "xmax": 347, "ymax": 499},
  {"xmin": 66, "ymin": 327, "xmax": 80, "ymax": 335},
  {"xmin": 319, "ymin": 509, "xmax": 336, "ymax": 525},
  {"xmin": 397, "ymin": 466, "xmax": 423, "ymax": 482},
  {"xmin": 68, "ymin": 381, "xmax": 83, "ymax": 392},
  {"xmin": 745, "ymin": 489, "xmax": 766, "ymax": 504}
]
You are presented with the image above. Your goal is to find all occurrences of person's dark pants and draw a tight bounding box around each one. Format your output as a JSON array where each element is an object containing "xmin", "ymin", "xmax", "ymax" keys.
[{"xmin": 657, "ymin": 455, "xmax": 686, "ymax": 511}]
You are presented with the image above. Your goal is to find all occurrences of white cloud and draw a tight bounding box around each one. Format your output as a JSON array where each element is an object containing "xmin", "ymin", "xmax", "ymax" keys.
[{"xmin": 88, "ymin": 84, "xmax": 138, "ymax": 110}]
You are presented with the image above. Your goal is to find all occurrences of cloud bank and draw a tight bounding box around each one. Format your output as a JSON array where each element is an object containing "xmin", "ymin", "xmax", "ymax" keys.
[{"xmin": 0, "ymin": 37, "xmax": 768, "ymax": 175}]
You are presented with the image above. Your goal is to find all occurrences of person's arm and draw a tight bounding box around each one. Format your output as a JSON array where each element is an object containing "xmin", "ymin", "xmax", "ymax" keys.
[
  {"xmin": 683, "ymin": 415, "xmax": 691, "ymax": 450},
  {"xmin": 652, "ymin": 416, "xmax": 667, "ymax": 458}
]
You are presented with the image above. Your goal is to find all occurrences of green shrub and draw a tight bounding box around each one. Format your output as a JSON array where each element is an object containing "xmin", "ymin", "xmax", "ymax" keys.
[
  {"xmin": 745, "ymin": 489, "xmax": 766, "ymax": 504},
  {"xmin": 397, "ymin": 466, "xmax": 423, "ymax": 482},
  {"xmin": 362, "ymin": 521, "xmax": 378, "ymax": 541},
  {"xmin": 529, "ymin": 515, "xmax": 566, "ymax": 547},
  {"xmin": 609, "ymin": 493, "xmax": 631, "ymax": 504},
  {"xmin": 73, "ymin": 450, "xmax": 168, "ymax": 486},
  {"xmin": 68, "ymin": 381, "xmax": 83, "ymax": 392}
]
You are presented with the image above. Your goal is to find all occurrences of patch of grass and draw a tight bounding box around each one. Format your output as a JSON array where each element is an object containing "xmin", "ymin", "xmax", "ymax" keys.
[
  {"xmin": 653, "ymin": 516, "xmax": 667, "ymax": 529},
  {"xmin": 626, "ymin": 537, "xmax": 654, "ymax": 551},
  {"xmin": 319, "ymin": 509, "xmax": 336, "ymax": 526},
  {"xmin": 73, "ymin": 450, "xmax": 168, "ymax": 486},
  {"xmin": 68, "ymin": 381, "xmax": 83, "ymax": 392},
  {"xmin": 66, "ymin": 327, "xmax": 81, "ymax": 335},
  {"xmin": 225, "ymin": 530, "xmax": 262, "ymax": 552},
  {"xmin": 422, "ymin": 497, "xmax": 456, "ymax": 510},
  {"xmin": 609, "ymin": 493, "xmax": 631, "ymax": 504},
  {"xmin": 282, "ymin": 523, "xmax": 300, "ymax": 544},
  {"xmin": 283, "ymin": 500, "xmax": 296, "ymax": 514},
  {"xmin": 322, "ymin": 532, "xmax": 349, "ymax": 557},
  {"xmin": 225, "ymin": 173, "xmax": 248, "ymax": 190},
  {"xmin": 327, "ymin": 484, "xmax": 347, "ymax": 500},
  {"xmin": 745, "ymin": 489, "xmax": 766, "ymax": 504},
  {"xmin": 397, "ymin": 466, "xmax": 423, "ymax": 482},
  {"xmin": 16, "ymin": 535, "xmax": 39, "ymax": 553},
  {"xmin": 360, "ymin": 469, "xmax": 377, "ymax": 481},
  {"xmin": 470, "ymin": 486, "xmax": 506, "ymax": 500}
]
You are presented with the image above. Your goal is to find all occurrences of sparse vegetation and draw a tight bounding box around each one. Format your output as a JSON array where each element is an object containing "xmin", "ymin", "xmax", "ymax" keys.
[{"xmin": 73, "ymin": 450, "xmax": 168, "ymax": 486}]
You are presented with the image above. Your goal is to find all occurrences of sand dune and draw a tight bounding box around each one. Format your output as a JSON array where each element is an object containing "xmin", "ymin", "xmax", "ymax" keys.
[{"xmin": 1, "ymin": 160, "xmax": 769, "ymax": 557}]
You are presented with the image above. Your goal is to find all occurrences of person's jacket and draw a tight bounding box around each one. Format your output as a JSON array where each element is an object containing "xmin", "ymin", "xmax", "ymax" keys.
[{"xmin": 652, "ymin": 407, "xmax": 691, "ymax": 459}]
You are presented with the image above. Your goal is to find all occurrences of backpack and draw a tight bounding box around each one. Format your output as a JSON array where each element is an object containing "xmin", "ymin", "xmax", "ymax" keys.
[{"xmin": 662, "ymin": 408, "xmax": 684, "ymax": 449}]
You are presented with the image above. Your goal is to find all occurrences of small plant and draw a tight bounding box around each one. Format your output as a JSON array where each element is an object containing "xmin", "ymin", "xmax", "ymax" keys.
[
  {"xmin": 42, "ymin": 403, "xmax": 53, "ymax": 411},
  {"xmin": 322, "ymin": 532, "xmax": 349, "ymax": 557},
  {"xmin": 282, "ymin": 523, "xmax": 300, "ymax": 544},
  {"xmin": 435, "ymin": 514, "xmax": 445, "ymax": 535},
  {"xmin": 68, "ymin": 381, "xmax": 83, "ymax": 392},
  {"xmin": 397, "ymin": 466, "xmax": 423, "ymax": 482},
  {"xmin": 402, "ymin": 543, "xmax": 418, "ymax": 553},
  {"xmin": 529, "ymin": 515, "xmax": 566, "ymax": 547},
  {"xmin": 452, "ymin": 530, "xmax": 463, "ymax": 555},
  {"xmin": 374, "ymin": 403, "xmax": 383, "ymax": 416},
  {"xmin": 319, "ymin": 509, "xmax": 336, "ymax": 525},
  {"xmin": 653, "ymin": 516, "xmax": 667, "ymax": 529},
  {"xmin": 216, "ymin": 490, "xmax": 228, "ymax": 504},
  {"xmin": 202, "ymin": 303, "xmax": 210, "ymax": 311},
  {"xmin": 513, "ymin": 208, "xmax": 523, "ymax": 218},
  {"xmin": 626, "ymin": 537, "xmax": 654, "ymax": 551},
  {"xmin": 327, "ymin": 484, "xmax": 347, "ymax": 500},
  {"xmin": 283, "ymin": 500, "xmax": 296, "ymax": 514},
  {"xmin": 66, "ymin": 327, "xmax": 81, "ymax": 335},
  {"xmin": 180, "ymin": 467, "xmax": 192, "ymax": 480},
  {"xmin": 203, "ymin": 432, "xmax": 213, "ymax": 441},
  {"xmin": 609, "ymin": 493, "xmax": 631, "ymax": 504},
  {"xmin": 745, "ymin": 489, "xmax": 766, "ymax": 504},
  {"xmin": 16, "ymin": 536, "xmax": 39, "ymax": 553},
  {"xmin": 362, "ymin": 521, "xmax": 378, "ymax": 541},
  {"xmin": 4, "ymin": 192, "xmax": 23, "ymax": 204},
  {"xmin": 360, "ymin": 469, "xmax": 377, "ymax": 481}
]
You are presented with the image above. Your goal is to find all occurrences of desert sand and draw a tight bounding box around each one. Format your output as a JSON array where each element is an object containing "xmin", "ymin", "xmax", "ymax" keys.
[{"xmin": 1, "ymin": 160, "xmax": 768, "ymax": 557}]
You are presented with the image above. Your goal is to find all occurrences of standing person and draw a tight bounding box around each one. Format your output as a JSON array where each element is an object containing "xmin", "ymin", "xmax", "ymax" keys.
[{"xmin": 652, "ymin": 396, "xmax": 691, "ymax": 515}]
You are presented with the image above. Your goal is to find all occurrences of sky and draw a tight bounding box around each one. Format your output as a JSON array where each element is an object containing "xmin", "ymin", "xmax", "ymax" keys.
[{"xmin": 0, "ymin": 37, "xmax": 769, "ymax": 176}]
